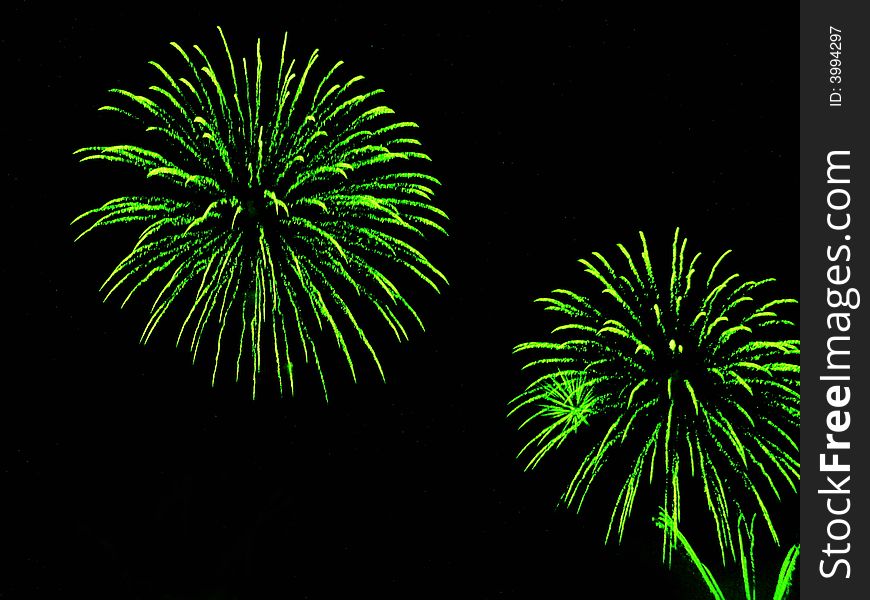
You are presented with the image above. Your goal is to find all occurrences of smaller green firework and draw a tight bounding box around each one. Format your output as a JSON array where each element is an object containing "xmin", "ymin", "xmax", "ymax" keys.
[
  {"xmin": 655, "ymin": 508, "xmax": 799, "ymax": 600},
  {"xmin": 510, "ymin": 372, "xmax": 599, "ymax": 471},
  {"xmin": 511, "ymin": 228, "xmax": 799, "ymax": 563}
]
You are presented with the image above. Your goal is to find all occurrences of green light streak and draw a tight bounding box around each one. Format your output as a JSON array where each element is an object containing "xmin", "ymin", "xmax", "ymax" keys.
[{"xmin": 655, "ymin": 508, "xmax": 799, "ymax": 600}]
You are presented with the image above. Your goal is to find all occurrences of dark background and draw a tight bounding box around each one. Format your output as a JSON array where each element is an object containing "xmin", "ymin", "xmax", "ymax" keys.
[{"xmin": 2, "ymin": 2, "xmax": 796, "ymax": 598}]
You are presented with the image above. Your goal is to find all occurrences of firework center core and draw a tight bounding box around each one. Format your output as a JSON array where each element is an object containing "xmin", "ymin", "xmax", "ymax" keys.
[{"xmin": 228, "ymin": 181, "xmax": 280, "ymax": 230}]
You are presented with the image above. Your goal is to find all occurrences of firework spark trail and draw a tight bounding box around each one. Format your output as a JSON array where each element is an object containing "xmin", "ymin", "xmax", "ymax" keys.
[
  {"xmin": 655, "ymin": 508, "xmax": 800, "ymax": 600},
  {"xmin": 511, "ymin": 228, "xmax": 799, "ymax": 563},
  {"xmin": 73, "ymin": 27, "xmax": 447, "ymax": 399}
]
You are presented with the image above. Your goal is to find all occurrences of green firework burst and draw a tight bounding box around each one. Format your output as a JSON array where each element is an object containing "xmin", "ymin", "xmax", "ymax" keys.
[
  {"xmin": 73, "ymin": 27, "xmax": 447, "ymax": 399},
  {"xmin": 514, "ymin": 372, "xmax": 599, "ymax": 470},
  {"xmin": 511, "ymin": 228, "xmax": 799, "ymax": 562}
]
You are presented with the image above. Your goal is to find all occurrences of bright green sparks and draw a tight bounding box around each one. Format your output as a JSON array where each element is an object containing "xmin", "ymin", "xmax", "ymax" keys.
[
  {"xmin": 655, "ymin": 508, "xmax": 799, "ymax": 600},
  {"xmin": 511, "ymin": 229, "xmax": 799, "ymax": 563},
  {"xmin": 73, "ymin": 27, "xmax": 447, "ymax": 399},
  {"xmin": 512, "ymin": 372, "xmax": 599, "ymax": 471}
]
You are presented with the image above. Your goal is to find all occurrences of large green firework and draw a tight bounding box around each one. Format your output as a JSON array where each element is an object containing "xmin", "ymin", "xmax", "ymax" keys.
[
  {"xmin": 73, "ymin": 27, "xmax": 447, "ymax": 399},
  {"xmin": 511, "ymin": 228, "xmax": 799, "ymax": 563}
]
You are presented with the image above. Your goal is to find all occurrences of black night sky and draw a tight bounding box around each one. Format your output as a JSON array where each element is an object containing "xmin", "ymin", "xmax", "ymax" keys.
[{"xmin": 2, "ymin": 3, "xmax": 796, "ymax": 598}]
